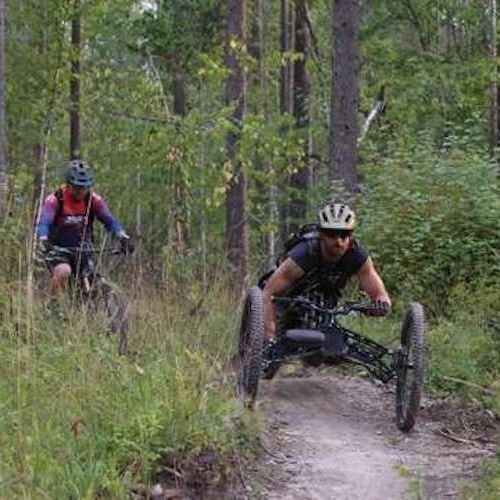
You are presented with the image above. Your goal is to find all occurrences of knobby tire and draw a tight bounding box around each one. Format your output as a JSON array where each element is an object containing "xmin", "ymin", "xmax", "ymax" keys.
[
  {"xmin": 236, "ymin": 286, "xmax": 264, "ymax": 408},
  {"xmin": 98, "ymin": 278, "xmax": 129, "ymax": 355},
  {"xmin": 396, "ymin": 302, "xmax": 425, "ymax": 432}
]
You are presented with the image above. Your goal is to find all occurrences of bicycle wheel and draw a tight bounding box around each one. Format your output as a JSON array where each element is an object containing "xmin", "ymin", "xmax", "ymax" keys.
[
  {"xmin": 396, "ymin": 302, "xmax": 425, "ymax": 431},
  {"xmin": 236, "ymin": 286, "xmax": 264, "ymax": 408},
  {"xmin": 94, "ymin": 277, "xmax": 129, "ymax": 355}
]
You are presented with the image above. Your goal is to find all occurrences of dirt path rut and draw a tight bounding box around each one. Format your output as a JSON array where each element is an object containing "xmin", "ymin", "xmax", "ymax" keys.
[{"xmin": 252, "ymin": 373, "xmax": 497, "ymax": 500}]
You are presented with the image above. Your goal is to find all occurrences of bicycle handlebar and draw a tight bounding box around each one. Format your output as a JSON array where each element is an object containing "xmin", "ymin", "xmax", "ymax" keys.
[{"xmin": 42, "ymin": 245, "xmax": 124, "ymax": 261}]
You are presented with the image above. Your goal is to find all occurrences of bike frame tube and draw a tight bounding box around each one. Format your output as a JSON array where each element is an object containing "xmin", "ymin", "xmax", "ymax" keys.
[{"xmin": 275, "ymin": 296, "xmax": 399, "ymax": 383}]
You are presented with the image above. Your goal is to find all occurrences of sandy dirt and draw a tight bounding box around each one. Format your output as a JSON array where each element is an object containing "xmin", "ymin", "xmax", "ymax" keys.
[{"xmin": 244, "ymin": 370, "xmax": 498, "ymax": 500}]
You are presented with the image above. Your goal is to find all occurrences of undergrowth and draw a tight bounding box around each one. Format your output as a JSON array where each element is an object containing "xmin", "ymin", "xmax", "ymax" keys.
[
  {"xmin": 342, "ymin": 280, "xmax": 500, "ymax": 405},
  {"xmin": 4, "ymin": 256, "xmax": 500, "ymax": 496},
  {"xmin": 0, "ymin": 280, "xmax": 246, "ymax": 498}
]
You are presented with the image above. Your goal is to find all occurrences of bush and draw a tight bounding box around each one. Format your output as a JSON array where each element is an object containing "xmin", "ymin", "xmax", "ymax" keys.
[{"xmin": 357, "ymin": 133, "xmax": 500, "ymax": 314}]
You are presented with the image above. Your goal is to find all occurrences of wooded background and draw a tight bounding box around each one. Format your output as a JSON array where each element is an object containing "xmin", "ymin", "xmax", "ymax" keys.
[
  {"xmin": 3, "ymin": 1, "xmax": 500, "ymax": 497},
  {"xmin": 1, "ymin": 0, "xmax": 499, "ymax": 307}
]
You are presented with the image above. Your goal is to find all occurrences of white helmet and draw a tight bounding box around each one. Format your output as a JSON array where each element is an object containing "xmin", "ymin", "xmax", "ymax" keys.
[{"xmin": 318, "ymin": 203, "xmax": 356, "ymax": 230}]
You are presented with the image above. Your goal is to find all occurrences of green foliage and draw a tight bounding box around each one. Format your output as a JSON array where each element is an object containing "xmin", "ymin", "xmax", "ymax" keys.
[
  {"xmin": 0, "ymin": 286, "xmax": 241, "ymax": 497},
  {"xmin": 134, "ymin": 0, "xmax": 224, "ymax": 75},
  {"xmin": 361, "ymin": 0, "xmax": 490, "ymax": 148},
  {"xmin": 4, "ymin": 0, "xmax": 500, "ymax": 494},
  {"xmin": 357, "ymin": 126, "xmax": 500, "ymax": 312},
  {"xmin": 341, "ymin": 283, "xmax": 500, "ymax": 403}
]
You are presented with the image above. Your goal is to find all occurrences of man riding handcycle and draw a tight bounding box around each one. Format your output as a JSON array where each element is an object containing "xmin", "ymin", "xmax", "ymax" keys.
[{"xmin": 236, "ymin": 202, "xmax": 425, "ymax": 431}]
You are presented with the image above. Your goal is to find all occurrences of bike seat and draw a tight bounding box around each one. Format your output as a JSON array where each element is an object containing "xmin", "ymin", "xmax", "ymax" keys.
[{"xmin": 284, "ymin": 329, "xmax": 325, "ymax": 345}]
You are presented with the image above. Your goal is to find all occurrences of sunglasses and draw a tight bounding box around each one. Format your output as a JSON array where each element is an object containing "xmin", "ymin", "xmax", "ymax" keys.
[{"xmin": 320, "ymin": 229, "xmax": 353, "ymax": 239}]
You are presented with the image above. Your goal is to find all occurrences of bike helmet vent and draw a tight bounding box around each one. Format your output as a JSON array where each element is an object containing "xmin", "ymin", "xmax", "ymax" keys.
[
  {"xmin": 318, "ymin": 203, "xmax": 356, "ymax": 230},
  {"xmin": 66, "ymin": 159, "xmax": 94, "ymax": 188}
]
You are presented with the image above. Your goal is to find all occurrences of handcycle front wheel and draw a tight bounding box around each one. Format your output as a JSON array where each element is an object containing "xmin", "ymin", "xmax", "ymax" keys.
[
  {"xmin": 236, "ymin": 286, "xmax": 264, "ymax": 408},
  {"xmin": 92, "ymin": 277, "xmax": 130, "ymax": 355},
  {"xmin": 396, "ymin": 302, "xmax": 425, "ymax": 432}
]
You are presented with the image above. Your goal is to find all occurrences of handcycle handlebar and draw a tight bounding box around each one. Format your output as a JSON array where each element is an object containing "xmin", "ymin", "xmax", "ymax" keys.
[{"xmin": 272, "ymin": 296, "xmax": 378, "ymax": 317}]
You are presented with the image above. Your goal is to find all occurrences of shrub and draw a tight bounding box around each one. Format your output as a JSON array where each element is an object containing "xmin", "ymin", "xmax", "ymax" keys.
[{"xmin": 357, "ymin": 134, "xmax": 500, "ymax": 313}]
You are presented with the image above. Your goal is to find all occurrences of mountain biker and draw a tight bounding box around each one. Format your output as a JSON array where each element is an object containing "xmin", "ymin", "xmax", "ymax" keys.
[
  {"xmin": 36, "ymin": 159, "xmax": 133, "ymax": 292},
  {"xmin": 262, "ymin": 202, "xmax": 391, "ymax": 362}
]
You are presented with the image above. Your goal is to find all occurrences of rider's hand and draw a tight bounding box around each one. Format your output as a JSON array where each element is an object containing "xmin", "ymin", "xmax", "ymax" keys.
[
  {"xmin": 263, "ymin": 338, "xmax": 280, "ymax": 363},
  {"xmin": 119, "ymin": 234, "xmax": 134, "ymax": 255},
  {"xmin": 365, "ymin": 300, "xmax": 391, "ymax": 317}
]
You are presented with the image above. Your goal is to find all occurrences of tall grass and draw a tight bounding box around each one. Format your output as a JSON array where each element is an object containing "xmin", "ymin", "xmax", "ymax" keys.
[
  {"xmin": 0, "ymin": 276, "xmax": 243, "ymax": 498},
  {"xmin": 340, "ymin": 287, "xmax": 500, "ymax": 404},
  {"xmin": 4, "ymin": 249, "xmax": 500, "ymax": 497}
]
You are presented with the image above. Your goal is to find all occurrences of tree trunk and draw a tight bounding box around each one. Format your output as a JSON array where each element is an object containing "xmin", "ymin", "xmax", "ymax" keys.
[
  {"xmin": 329, "ymin": 0, "xmax": 360, "ymax": 192},
  {"xmin": 33, "ymin": 3, "xmax": 66, "ymax": 216},
  {"xmin": 33, "ymin": 2, "xmax": 48, "ymax": 210},
  {"xmin": 171, "ymin": 60, "xmax": 188, "ymax": 251},
  {"xmin": 70, "ymin": 0, "xmax": 81, "ymax": 159},
  {"xmin": 280, "ymin": 0, "xmax": 294, "ymax": 115},
  {"xmin": 279, "ymin": 0, "xmax": 295, "ymax": 242},
  {"xmin": 249, "ymin": 0, "xmax": 266, "ymax": 105},
  {"xmin": 173, "ymin": 69, "xmax": 186, "ymax": 117},
  {"xmin": 0, "ymin": 0, "xmax": 7, "ymax": 221},
  {"xmin": 250, "ymin": 0, "xmax": 276, "ymax": 265},
  {"xmin": 225, "ymin": 0, "xmax": 249, "ymax": 295},
  {"xmin": 490, "ymin": 0, "xmax": 499, "ymax": 153},
  {"xmin": 289, "ymin": 0, "xmax": 312, "ymax": 231}
]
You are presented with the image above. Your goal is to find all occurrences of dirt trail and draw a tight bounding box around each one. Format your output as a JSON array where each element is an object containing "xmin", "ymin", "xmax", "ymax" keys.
[{"xmin": 250, "ymin": 372, "xmax": 497, "ymax": 500}]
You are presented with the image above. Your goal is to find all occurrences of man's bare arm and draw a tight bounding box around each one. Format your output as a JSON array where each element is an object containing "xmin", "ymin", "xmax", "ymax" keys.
[
  {"xmin": 263, "ymin": 258, "xmax": 305, "ymax": 340},
  {"xmin": 356, "ymin": 257, "xmax": 391, "ymax": 305}
]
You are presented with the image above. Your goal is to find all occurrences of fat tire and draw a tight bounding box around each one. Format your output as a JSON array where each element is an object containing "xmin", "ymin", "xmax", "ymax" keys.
[
  {"xmin": 236, "ymin": 286, "xmax": 264, "ymax": 408},
  {"xmin": 396, "ymin": 302, "xmax": 425, "ymax": 432}
]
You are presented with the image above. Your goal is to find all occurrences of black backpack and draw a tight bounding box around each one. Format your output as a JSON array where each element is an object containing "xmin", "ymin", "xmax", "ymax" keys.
[{"xmin": 277, "ymin": 223, "xmax": 320, "ymax": 265}]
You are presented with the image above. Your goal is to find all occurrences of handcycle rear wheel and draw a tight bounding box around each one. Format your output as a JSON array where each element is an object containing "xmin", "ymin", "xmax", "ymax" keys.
[
  {"xmin": 396, "ymin": 302, "xmax": 425, "ymax": 431},
  {"xmin": 236, "ymin": 286, "xmax": 264, "ymax": 408}
]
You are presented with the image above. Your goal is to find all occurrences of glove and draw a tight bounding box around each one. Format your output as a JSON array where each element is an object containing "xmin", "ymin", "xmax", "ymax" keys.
[
  {"xmin": 365, "ymin": 300, "xmax": 391, "ymax": 317},
  {"xmin": 119, "ymin": 234, "xmax": 134, "ymax": 255},
  {"xmin": 263, "ymin": 338, "xmax": 279, "ymax": 363}
]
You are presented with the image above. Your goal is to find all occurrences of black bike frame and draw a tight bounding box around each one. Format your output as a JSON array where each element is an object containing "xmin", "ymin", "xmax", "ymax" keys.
[{"xmin": 274, "ymin": 297, "xmax": 398, "ymax": 383}]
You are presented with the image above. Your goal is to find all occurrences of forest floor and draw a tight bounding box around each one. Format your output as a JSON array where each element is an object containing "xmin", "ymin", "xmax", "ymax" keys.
[{"xmin": 238, "ymin": 368, "xmax": 500, "ymax": 500}]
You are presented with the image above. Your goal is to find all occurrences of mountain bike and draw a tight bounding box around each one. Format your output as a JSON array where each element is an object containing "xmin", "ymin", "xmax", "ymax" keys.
[
  {"xmin": 236, "ymin": 287, "xmax": 425, "ymax": 432},
  {"xmin": 36, "ymin": 243, "xmax": 131, "ymax": 355}
]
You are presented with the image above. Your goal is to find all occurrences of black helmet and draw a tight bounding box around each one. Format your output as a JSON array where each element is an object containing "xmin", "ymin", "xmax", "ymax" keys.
[{"xmin": 66, "ymin": 159, "xmax": 94, "ymax": 188}]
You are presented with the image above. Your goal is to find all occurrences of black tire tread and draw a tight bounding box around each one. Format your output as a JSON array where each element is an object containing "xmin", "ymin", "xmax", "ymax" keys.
[
  {"xmin": 396, "ymin": 302, "xmax": 425, "ymax": 432},
  {"xmin": 99, "ymin": 278, "xmax": 130, "ymax": 355},
  {"xmin": 237, "ymin": 286, "xmax": 264, "ymax": 407}
]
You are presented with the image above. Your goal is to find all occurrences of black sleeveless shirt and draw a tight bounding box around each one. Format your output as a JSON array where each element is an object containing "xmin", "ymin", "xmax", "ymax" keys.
[{"xmin": 286, "ymin": 232, "xmax": 368, "ymax": 305}]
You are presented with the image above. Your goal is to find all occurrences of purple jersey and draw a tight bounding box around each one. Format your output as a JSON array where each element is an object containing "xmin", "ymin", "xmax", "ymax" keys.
[{"xmin": 37, "ymin": 187, "xmax": 123, "ymax": 247}]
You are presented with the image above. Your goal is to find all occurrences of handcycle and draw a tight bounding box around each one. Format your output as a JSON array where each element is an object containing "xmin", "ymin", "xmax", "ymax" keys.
[
  {"xmin": 236, "ymin": 286, "xmax": 426, "ymax": 432},
  {"xmin": 35, "ymin": 243, "xmax": 131, "ymax": 355}
]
